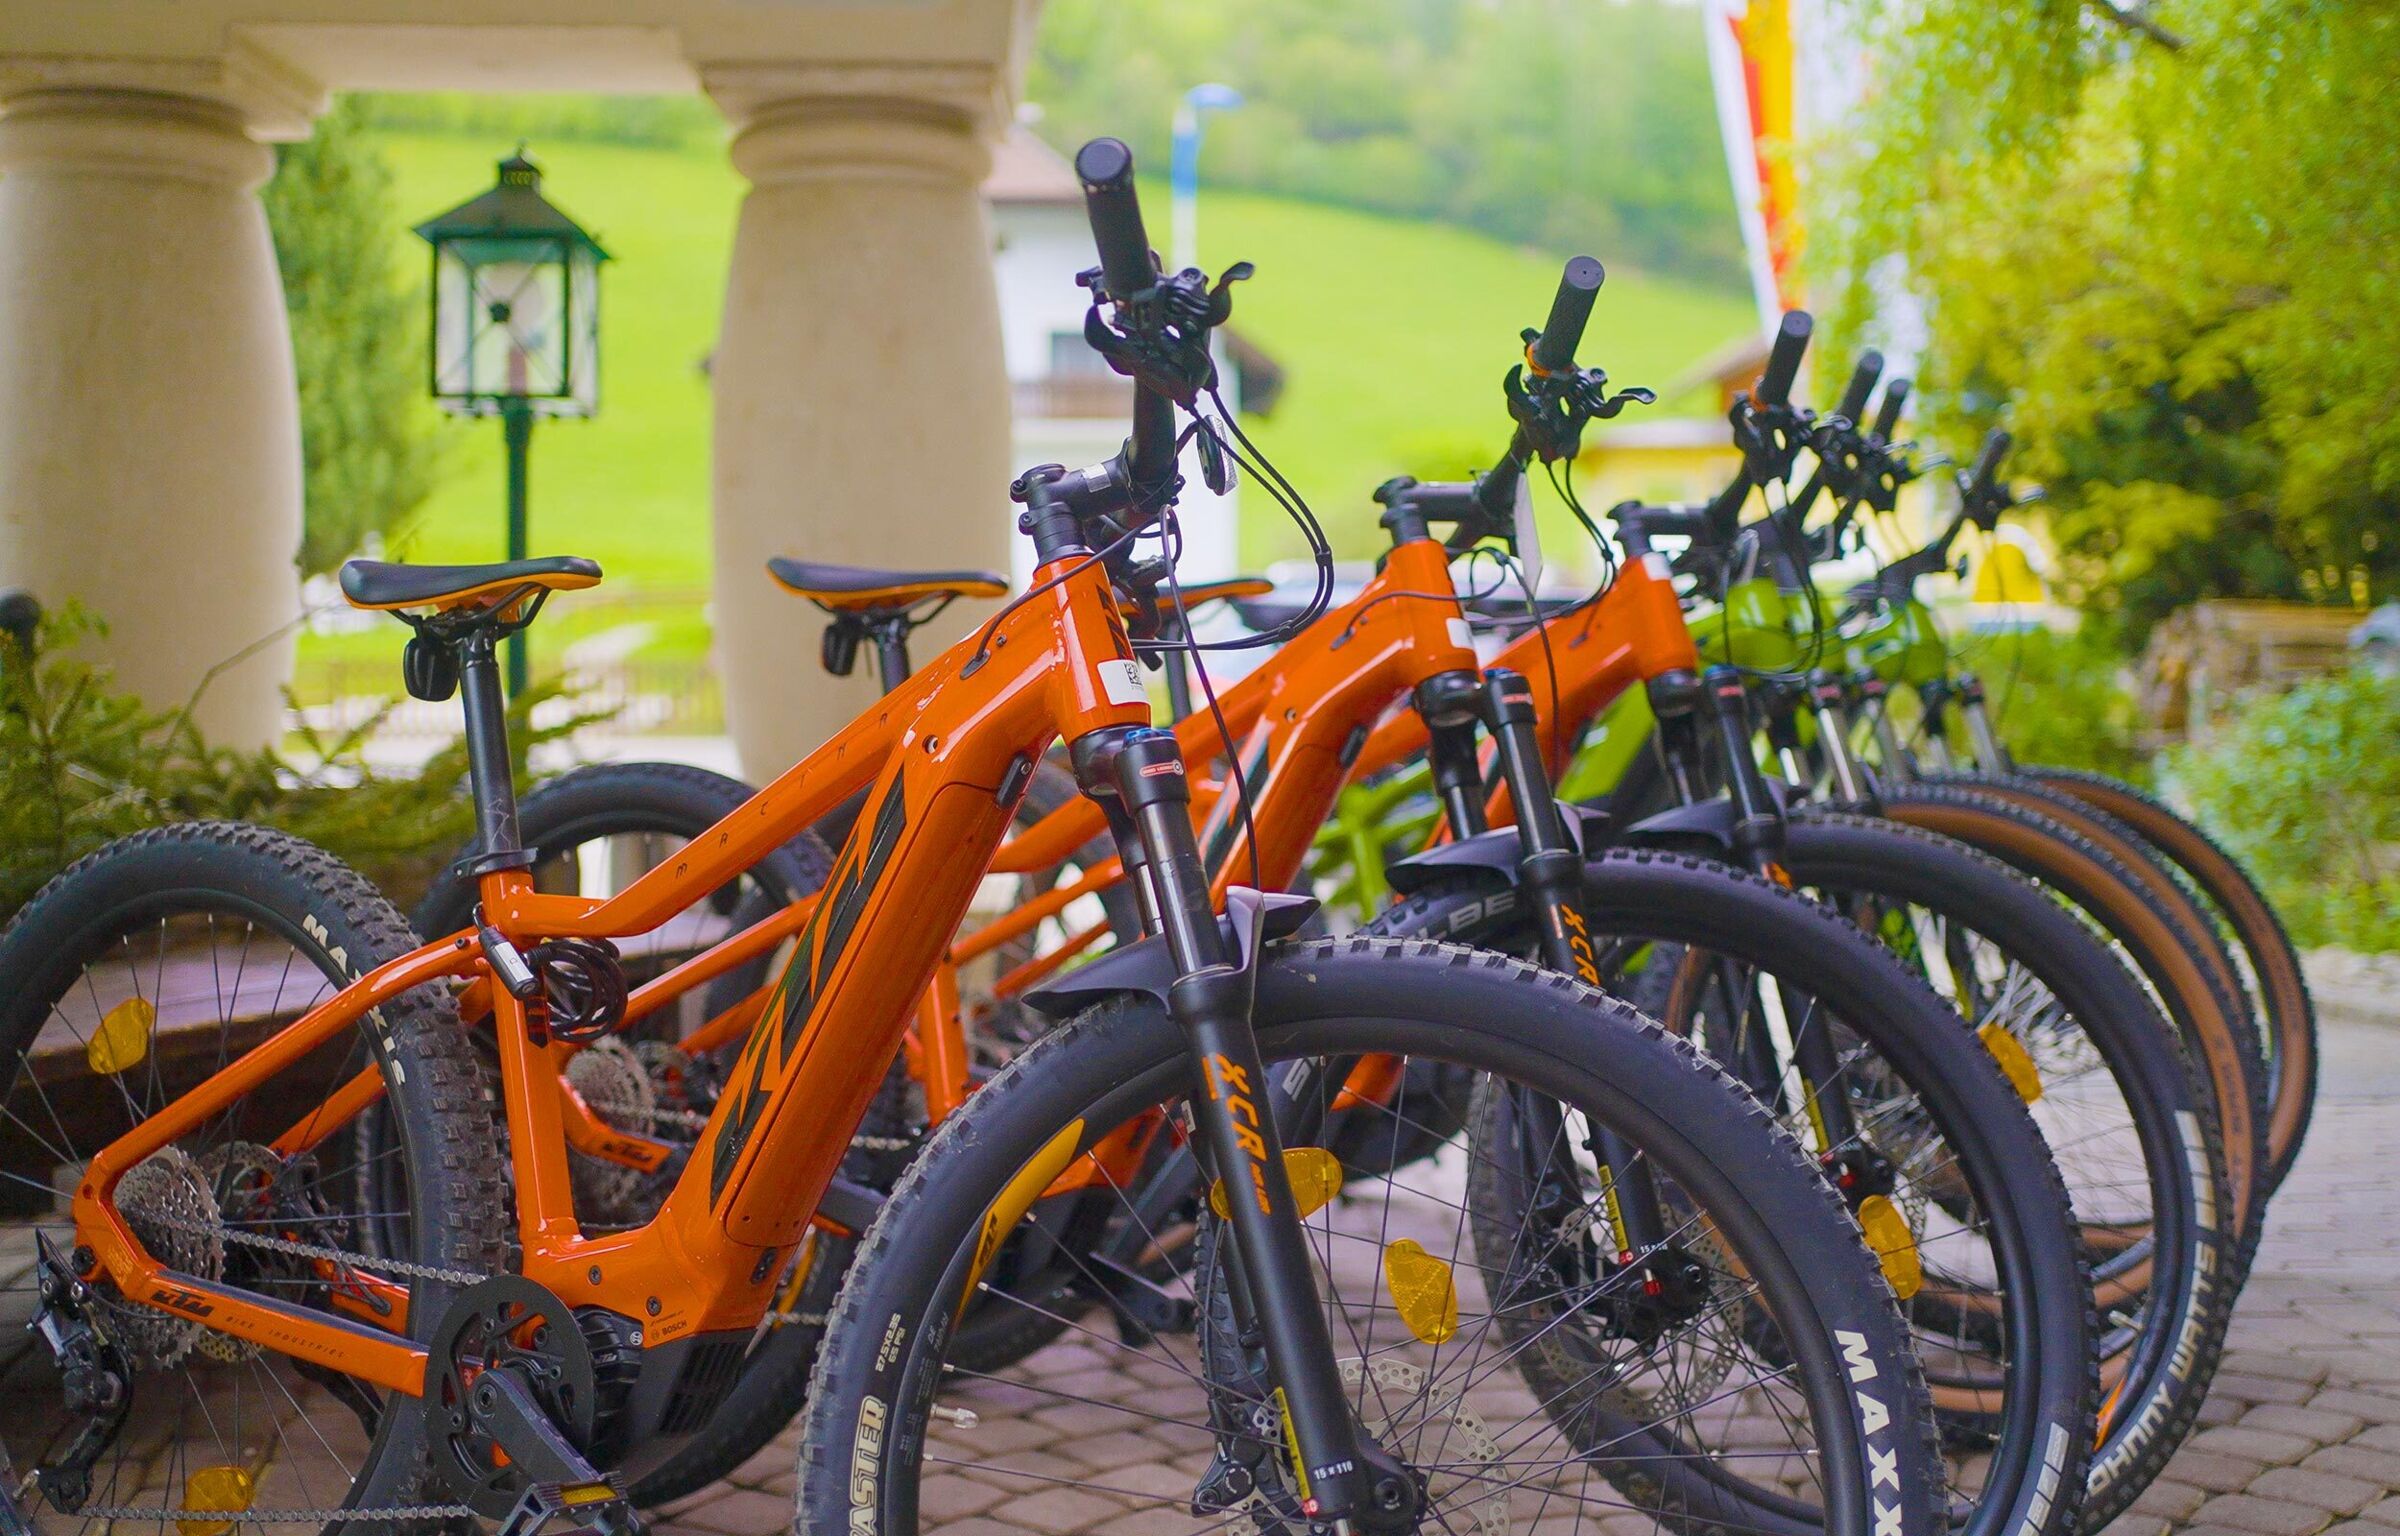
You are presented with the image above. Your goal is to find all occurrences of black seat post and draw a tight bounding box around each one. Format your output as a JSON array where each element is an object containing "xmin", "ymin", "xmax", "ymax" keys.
[
  {"xmin": 870, "ymin": 618, "xmax": 914, "ymax": 695},
  {"xmin": 454, "ymin": 628, "xmax": 530, "ymax": 869}
]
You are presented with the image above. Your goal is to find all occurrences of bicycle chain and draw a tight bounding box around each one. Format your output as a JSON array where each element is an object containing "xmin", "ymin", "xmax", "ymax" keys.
[
  {"xmin": 133, "ymin": 1205, "xmax": 491, "ymax": 1289},
  {"xmin": 65, "ymin": 1498, "xmax": 479, "ymax": 1524}
]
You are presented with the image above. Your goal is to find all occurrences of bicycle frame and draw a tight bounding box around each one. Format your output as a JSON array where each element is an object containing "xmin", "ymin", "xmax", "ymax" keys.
[{"xmin": 68, "ymin": 548, "xmax": 1150, "ymax": 1398}]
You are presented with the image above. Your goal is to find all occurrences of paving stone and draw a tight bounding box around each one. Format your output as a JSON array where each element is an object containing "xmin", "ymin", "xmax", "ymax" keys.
[
  {"xmin": 2189, "ymin": 1493, "xmax": 2337, "ymax": 1536},
  {"xmin": 918, "ymin": 1475, "xmax": 1009, "ymax": 1522},
  {"xmin": 2308, "ymin": 1388, "xmax": 2400, "ymax": 1421},
  {"xmin": 2196, "ymin": 1426, "xmax": 2326, "ymax": 1464},
  {"xmin": 2221, "ymin": 1374, "xmax": 2329, "ymax": 1407},
  {"xmin": 2250, "ymin": 1467, "xmax": 2388, "ymax": 1517},
  {"xmin": 2302, "ymin": 1442, "xmax": 2400, "ymax": 1486},
  {"xmin": 2245, "ymin": 1404, "xmax": 2371, "ymax": 1444},
  {"xmin": 2354, "ymin": 1499, "xmax": 2400, "ymax": 1528},
  {"xmin": 1002, "ymin": 1486, "xmax": 1124, "ymax": 1534},
  {"xmin": 1061, "ymin": 1430, "xmax": 1161, "ymax": 1473},
  {"xmin": 2130, "ymin": 1478, "xmax": 2209, "ymax": 1522},
  {"xmin": 2225, "ymin": 1353, "xmax": 2337, "ymax": 1387},
  {"xmin": 681, "ymin": 1487, "xmax": 796, "ymax": 1536},
  {"xmin": 2172, "ymin": 1450, "xmax": 2277, "ymax": 1493}
]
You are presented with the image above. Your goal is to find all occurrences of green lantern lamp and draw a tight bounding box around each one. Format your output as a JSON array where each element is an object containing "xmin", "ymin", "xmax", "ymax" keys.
[{"xmin": 415, "ymin": 149, "xmax": 608, "ymax": 693}]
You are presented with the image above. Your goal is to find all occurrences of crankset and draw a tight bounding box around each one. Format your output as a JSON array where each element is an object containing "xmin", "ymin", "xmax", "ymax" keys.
[{"xmin": 424, "ymin": 1276, "xmax": 644, "ymax": 1536}]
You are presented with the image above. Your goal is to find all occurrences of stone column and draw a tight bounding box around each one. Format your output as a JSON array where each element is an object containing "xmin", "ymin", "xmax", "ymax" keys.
[
  {"xmin": 707, "ymin": 84, "xmax": 1013, "ymax": 779},
  {"xmin": 0, "ymin": 88, "xmax": 302, "ymax": 749}
]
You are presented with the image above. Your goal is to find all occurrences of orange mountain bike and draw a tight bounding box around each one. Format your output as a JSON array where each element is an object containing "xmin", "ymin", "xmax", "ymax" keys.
[
  {"xmin": 430, "ymin": 265, "xmax": 2109, "ymax": 1536},
  {"xmin": 0, "ymin": 142, "xmax": 1938, "ymax": 1536}
]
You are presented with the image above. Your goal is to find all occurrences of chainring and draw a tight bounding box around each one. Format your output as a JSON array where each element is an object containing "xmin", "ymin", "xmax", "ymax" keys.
[{"xmin": 423, "ymin": 1276, "xmax": 600, "ymax": 1518}]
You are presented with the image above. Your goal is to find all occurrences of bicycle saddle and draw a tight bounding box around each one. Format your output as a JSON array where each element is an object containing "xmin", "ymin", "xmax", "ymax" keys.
[
  {"xmin": 1123, "ymin": 576, "xmax": 1275, "ymax": 624},
  {"xmin": 339, "ymin": 556, "xmax": 602, "ymax": 613},
  {"xmin": 765, "ymin": 559, "xmax": 1007, "ymax": 614}
]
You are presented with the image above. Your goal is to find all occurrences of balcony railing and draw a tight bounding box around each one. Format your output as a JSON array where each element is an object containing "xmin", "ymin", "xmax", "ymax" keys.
[{"xmin": 1014, "ymin": 373, "xmax": 1134, "ymax": 420}]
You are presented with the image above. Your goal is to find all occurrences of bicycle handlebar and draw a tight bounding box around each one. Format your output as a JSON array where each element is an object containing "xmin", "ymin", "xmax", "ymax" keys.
[
  {"xmin": 1837, "ymin": 350, "xmax": 1883, "ymax": 423},
  {"xmin": 1530, "ymin": 256, "xmax": 1606, "ymax": 373},
  {"xmin": 1074, "ymin": 138, "xmax": 1156, "ymax": 302},
  {"xmin": 1756, "ymin": 312, "xmax": 1812, "ymax": 407},
  {"xmin": 1872, "ymin": 378, "xmax": 1911, "ymax": 441},
  {"xmin": 1968, "ymin": 430, "xmax": 2012, "ymax": 497},
  {"xmin": 1072, "ymin": 138, "xmax": 1180, "ymax": 503}
]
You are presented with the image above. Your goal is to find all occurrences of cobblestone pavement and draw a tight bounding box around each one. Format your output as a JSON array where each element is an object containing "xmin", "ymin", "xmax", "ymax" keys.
[{"xmin": 641, "ymin": 1015, "xmax": 2400, "ymax": 1536}]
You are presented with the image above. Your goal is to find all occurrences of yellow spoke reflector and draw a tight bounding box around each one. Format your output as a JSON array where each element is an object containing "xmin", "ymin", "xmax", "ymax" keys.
[
  {"xmin": 1385, "ymin": 1239, "xmax": 1460, "ymax": 1344},
  {"xmin": 177, "ymin": 1466, "xmax": 254, "ymax": 1536},
  {"xmin": 1977, "ymin": 1021, "xmax": 2044, "ymax": 1104},
  {"xmin": 1855, "ymin": 1194, "xmax": 1923, "ymax": 1300},
  {"xmin": 1209, "ymin": 1146, "xmax": 1342, "ymax": 1221},
  {"xmin": 89, "ymin": 996, "xmax": 155, "ymax": 1077}
]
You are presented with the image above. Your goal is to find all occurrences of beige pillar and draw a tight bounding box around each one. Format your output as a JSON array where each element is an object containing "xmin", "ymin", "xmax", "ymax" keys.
[
  {"xmin": 0, "ymin": 89, "xmax": 302, "ymax": 748},
  {"xmin": 708, "ymin": 88, "xmax": 1013, "ymax": 779}
]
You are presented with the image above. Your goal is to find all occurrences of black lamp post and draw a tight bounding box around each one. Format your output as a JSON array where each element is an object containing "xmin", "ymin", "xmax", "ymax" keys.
[{"xmin": 415, "ymin": 149, "xmax": 607, "ymax": 695}]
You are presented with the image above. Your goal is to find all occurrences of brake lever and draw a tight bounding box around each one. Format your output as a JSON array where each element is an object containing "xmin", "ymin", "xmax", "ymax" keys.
[{"xmin": 1077, "ymin": 261, "xmax": 1250, "ymax": 409}]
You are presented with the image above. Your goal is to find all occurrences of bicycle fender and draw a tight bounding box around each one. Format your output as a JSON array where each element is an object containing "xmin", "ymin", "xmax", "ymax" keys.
[
  {"xmin": 1022, "ymin": 889, "xmax": 1318, "ymax": 1019},
  {"xmin": 1621, "ymin": 797, "xmax": 1740, "ymax": 855},
  {"xmin": 1384, "ymin": 828, "xmax": 1519, "ymax": 896},
  {"xmin": 1622, "ymin": 780, "xmax": 1790, "ymax": 857},
  {"xmin": 1383, "ymin": 806, "xmax": 1615, "ymax": 896}
]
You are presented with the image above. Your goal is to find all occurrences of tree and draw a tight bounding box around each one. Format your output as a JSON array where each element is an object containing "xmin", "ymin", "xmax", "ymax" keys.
[
  {"xmin": 1026, "ymin": 0, "xmax": 1743, "ymax": 287},
  {"xmin": 1823, "ymin": 0, "xmax": 2400, "ymax": 648},
  {"xmin": 263, "ymin": 96, "xmax": 442, "ymax": 576}
]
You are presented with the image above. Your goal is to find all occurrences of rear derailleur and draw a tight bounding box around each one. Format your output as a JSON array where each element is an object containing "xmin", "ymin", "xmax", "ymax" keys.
[{"xmin": 23, "ymin": 1235, "xmax": 131, "ymax": 1516}]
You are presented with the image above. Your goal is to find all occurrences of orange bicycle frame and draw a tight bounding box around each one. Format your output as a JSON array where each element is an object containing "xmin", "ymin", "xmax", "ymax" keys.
[{"xmin": 69, "ymin": 550, "xmax": 1149, "ymax": 1396}]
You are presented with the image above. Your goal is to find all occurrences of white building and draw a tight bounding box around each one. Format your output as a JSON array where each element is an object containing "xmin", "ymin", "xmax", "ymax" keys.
[{"xmin": 986, "ymin": 126, "xmax": 1269, "ymax": 590}]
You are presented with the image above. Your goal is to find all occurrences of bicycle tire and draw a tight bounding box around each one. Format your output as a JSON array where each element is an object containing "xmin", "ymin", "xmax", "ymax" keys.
[
  {"xmin": 2015, "ymin": 765, "xmax": 2317, "ymax": 1197},
  {"xmin": 1373, "ymin": 850, "xmax": 2101, "ymax": 1536},
  {"xmin": 1772, "ymin": 815, "xmax": 2242, "ymax": 1530},
  {"xmin": 1861, "ymin": 786, "xmax": 2271, "ymax": 1274},
  {"xmin": 798, "ymin": 936, "xmax": 1945, "ymax": 1536},
  {"xmin": 0, "ymin": 822, "xmax": 510, "ymax": 1525}
]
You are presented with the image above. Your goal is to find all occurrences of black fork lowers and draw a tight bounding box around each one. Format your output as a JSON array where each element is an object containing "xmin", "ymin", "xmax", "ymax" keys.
[
  {"xmin": 1071, "ymin": 725, "xmax": 1420, "ymax": 1532},
  {"xmin": 1474, "ymin": 671, "xmax": 1676, "ymax": 1260}
]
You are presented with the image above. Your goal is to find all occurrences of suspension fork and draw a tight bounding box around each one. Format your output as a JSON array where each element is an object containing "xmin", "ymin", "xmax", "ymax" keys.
[
  {"xmin": 1758, "ymin": 675, "xmax": 1816, "ymax": 798},
  {"xmin": 1916, "ymin": 678, "xmax": 1959, "ymax": 771},
  {"xmin": 1955, "ymin": 672, "xmax": 2013, "ymax": 772},
  {"xmin": 1475, "ymin": 670, "xmax": 1674, "ymax": 1259},
  {"xmin": 1856, "ymin": 674, "xmax": 1914, "ymax": 785},
  {"xmin": 1808, "ymin": 668, "xmax": 1868, "ymax": 801},
  {"xmin": 1665, "ymin": 668, "xmax": 1865, "ymax": 1164},
  {"xmin": 1073, "ymin": 726, "xmax": 1414, "ymax": 1532}
]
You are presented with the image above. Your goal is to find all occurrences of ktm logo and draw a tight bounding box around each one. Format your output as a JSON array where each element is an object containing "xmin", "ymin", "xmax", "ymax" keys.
[
  {"xmin": 150, "ymin": 1284, "xmax": 214, "ymax": 1318},
  {"xmin": 709, "ymin": 771, "xmax": 911, "ymax": 1202}
]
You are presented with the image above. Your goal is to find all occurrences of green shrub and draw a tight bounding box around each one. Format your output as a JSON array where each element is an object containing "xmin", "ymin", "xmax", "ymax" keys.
[
  {"xmin": 0, "ymin": 604, "xmax": 598, "ymax": 922},
  {"xmin": 1957, "ymin": 624, "xmax": 2152, "ymax": 786},
  {"xmin": 2172, "ymin": 667, "xmax": 2400, "ymax": 953}
]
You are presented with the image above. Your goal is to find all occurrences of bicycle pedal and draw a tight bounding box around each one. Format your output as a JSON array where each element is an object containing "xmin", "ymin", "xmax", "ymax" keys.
[{"xmin": 495, "ymin": 1479, "xmax": 644, "ymax": 1536}]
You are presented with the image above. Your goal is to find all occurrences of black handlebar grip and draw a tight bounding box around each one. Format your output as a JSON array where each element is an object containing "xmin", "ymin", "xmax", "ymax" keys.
[
  {"xmin": 1970, "ymin": 430, "xmax": 2013, "ymax": 492},
  {"xmin": 1873, "ymin": 378, "xmax": 1912, "ymax": 440},
  {"xmin": 1530, "ymin": 255, "xmax": 1606, "ymax": 373},
  {"xmin": 1073, "ymin": 138, "xmax": 1156, "ymax": 299},
  {"xmin": 1756, "ymin": 311, "xmax": 1813, "ymax": 407},
  {"xmin": 1837, "ymin": 350, "xmax": 1884, "ymax": 423}
]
